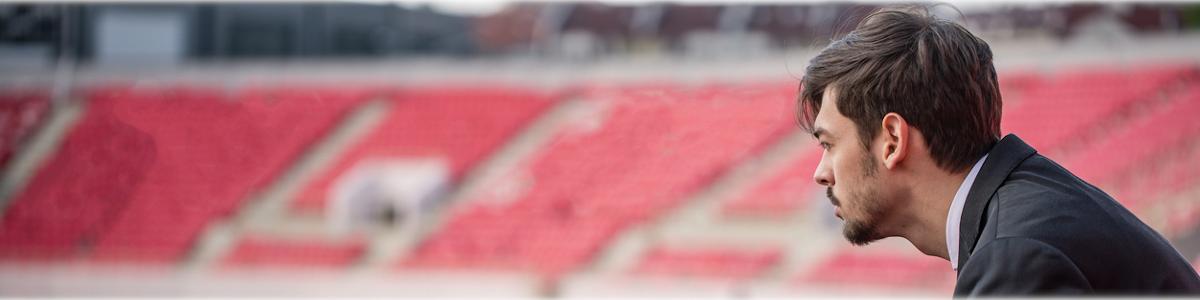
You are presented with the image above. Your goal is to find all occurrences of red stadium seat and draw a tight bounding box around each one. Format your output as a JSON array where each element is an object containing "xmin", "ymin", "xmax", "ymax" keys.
[{"xmin": 220, "ymin": 235, "xmax": 366, "ymax": 269}]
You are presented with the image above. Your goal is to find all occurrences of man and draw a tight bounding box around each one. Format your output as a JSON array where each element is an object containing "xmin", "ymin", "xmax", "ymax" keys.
[{"xmin": 798, "ymin": 5, "xmax": 1200, "ymax": 295}]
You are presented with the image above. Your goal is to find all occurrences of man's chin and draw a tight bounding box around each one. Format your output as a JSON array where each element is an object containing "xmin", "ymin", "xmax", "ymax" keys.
[{"xmin": 842, "ymin": 220, "xmax": 880, "ymax": 246}]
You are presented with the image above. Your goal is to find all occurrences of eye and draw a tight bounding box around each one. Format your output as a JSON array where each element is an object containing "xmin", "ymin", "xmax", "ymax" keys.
[{"xmin": 820, "ymin": 142, "xmax": 831, "ymax": 150}]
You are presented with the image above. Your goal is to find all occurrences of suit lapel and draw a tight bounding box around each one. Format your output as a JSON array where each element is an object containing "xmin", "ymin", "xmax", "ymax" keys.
[{"xmin": 957, "ymin": 134, "xmax": 1038, "ymax": 270}]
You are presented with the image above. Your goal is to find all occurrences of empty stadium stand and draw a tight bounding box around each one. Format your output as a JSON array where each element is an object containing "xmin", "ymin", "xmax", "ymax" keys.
[
  {"xmin": 1, "ymin": 85, "xmax": 372, "ymax": 262},
  {"xmin": 401, "ymin": 82, "xmax": 797, "ymax": 277}
]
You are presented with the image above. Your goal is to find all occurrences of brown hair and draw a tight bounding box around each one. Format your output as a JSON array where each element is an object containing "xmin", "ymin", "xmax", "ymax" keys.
[{"xmin": 797, "ymin": 4, "xmax": 1002, "ymax": 173}]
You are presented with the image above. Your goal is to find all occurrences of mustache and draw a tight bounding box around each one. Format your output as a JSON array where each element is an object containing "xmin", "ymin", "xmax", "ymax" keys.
[{"xmin": 827, "ymin": 187, "xmax": 840, "ymax": 206}]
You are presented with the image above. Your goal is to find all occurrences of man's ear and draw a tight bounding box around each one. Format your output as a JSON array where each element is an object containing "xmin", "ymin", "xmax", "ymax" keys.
[{"xmin": 880, "ymin": 113, "xmax": 908, "ymax": 170}]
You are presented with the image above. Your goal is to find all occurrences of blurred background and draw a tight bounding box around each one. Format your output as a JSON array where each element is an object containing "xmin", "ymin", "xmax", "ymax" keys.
[{"xmin": 1, "ymin": 0, "xmax": 1199, "ymax": 297}]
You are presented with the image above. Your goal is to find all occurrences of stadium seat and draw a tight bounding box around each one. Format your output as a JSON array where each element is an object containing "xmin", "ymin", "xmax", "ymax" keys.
[{"xmin": 219, "ymin": 235, "xmax": 366, "ymax": 269}]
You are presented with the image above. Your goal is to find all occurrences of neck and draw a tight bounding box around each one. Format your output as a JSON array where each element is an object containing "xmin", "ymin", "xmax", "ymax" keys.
[{"xmin": 896, "ymin": 168, "xmax": 970, "ymax": 260}]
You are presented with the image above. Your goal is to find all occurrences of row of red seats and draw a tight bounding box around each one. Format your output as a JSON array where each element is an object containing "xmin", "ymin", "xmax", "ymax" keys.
[
  {"xmin": 630, "ymin": 245, "xmax": 782, "ymax": 281},
  {"xmin": 796, "ymin": 249, "xmax": 954, "ymax": 292},
  {"xmin": 219, "ymin": 234, "xmax": 367, "ymax": 269}
]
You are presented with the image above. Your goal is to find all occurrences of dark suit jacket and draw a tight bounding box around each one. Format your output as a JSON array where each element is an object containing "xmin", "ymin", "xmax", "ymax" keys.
[{"xmin": 954, "ymin": 134, "xmax": 1200, "ymax": 296}]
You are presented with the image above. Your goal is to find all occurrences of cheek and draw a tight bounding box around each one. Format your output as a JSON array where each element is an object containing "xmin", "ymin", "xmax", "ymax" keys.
[
  {"xmin": 831, "ymin": 151, "xmax": 870, "ymax": 210},
  {"xmin": 831, "ymin": 151, "xmax": 859, "ymax": 183}
]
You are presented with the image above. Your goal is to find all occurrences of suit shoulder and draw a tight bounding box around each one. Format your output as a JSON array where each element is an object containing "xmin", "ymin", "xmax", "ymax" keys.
[
  {"xmin": 998, "ymin": 154, "xmax": 1096, "ymax": 201},
  {"xmin": 986, "ymin": 154, "xmax": 1130, "ymax": 242}
]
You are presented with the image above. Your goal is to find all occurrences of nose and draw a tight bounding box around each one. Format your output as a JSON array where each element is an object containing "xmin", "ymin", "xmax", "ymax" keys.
[{"xmin": 813, "ymin": 154, "xmax": 834, "ymax": 187}]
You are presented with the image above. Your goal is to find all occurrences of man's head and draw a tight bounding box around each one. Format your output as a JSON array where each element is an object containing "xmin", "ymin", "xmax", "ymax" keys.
[{"xmin": 799, "ymin": 5, "xmax": 1002, "ymax": 245}]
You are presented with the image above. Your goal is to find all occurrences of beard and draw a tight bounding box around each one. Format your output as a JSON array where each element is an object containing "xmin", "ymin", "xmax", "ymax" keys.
[
  {"xmin": 837, "ymin": 185, "xmax": 884, "ymax": 245},
  {"xmin": 832, "ymin": 151, "xmax": 886, "ymax": 246}
]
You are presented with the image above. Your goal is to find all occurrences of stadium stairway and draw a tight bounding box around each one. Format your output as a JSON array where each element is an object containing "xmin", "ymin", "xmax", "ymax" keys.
[
  {"xmin": 0, "ymin": 91, "xmax": 79, "ymax": 210},
  {"xmin": 0, "ymin": 89, "xmax": 50, "ymax": 172}
]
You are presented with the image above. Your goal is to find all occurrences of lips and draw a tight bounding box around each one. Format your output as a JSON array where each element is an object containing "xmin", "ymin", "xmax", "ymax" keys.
[{"xmin": 827, "ymin": 188, "xmax": 843, "ymax": 220}]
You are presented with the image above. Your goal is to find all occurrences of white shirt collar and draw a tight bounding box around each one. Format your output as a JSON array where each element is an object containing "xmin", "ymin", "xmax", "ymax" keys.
[{"xmin": 946, "ymin": 154, "xmax": 988, "ymax": 270}]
